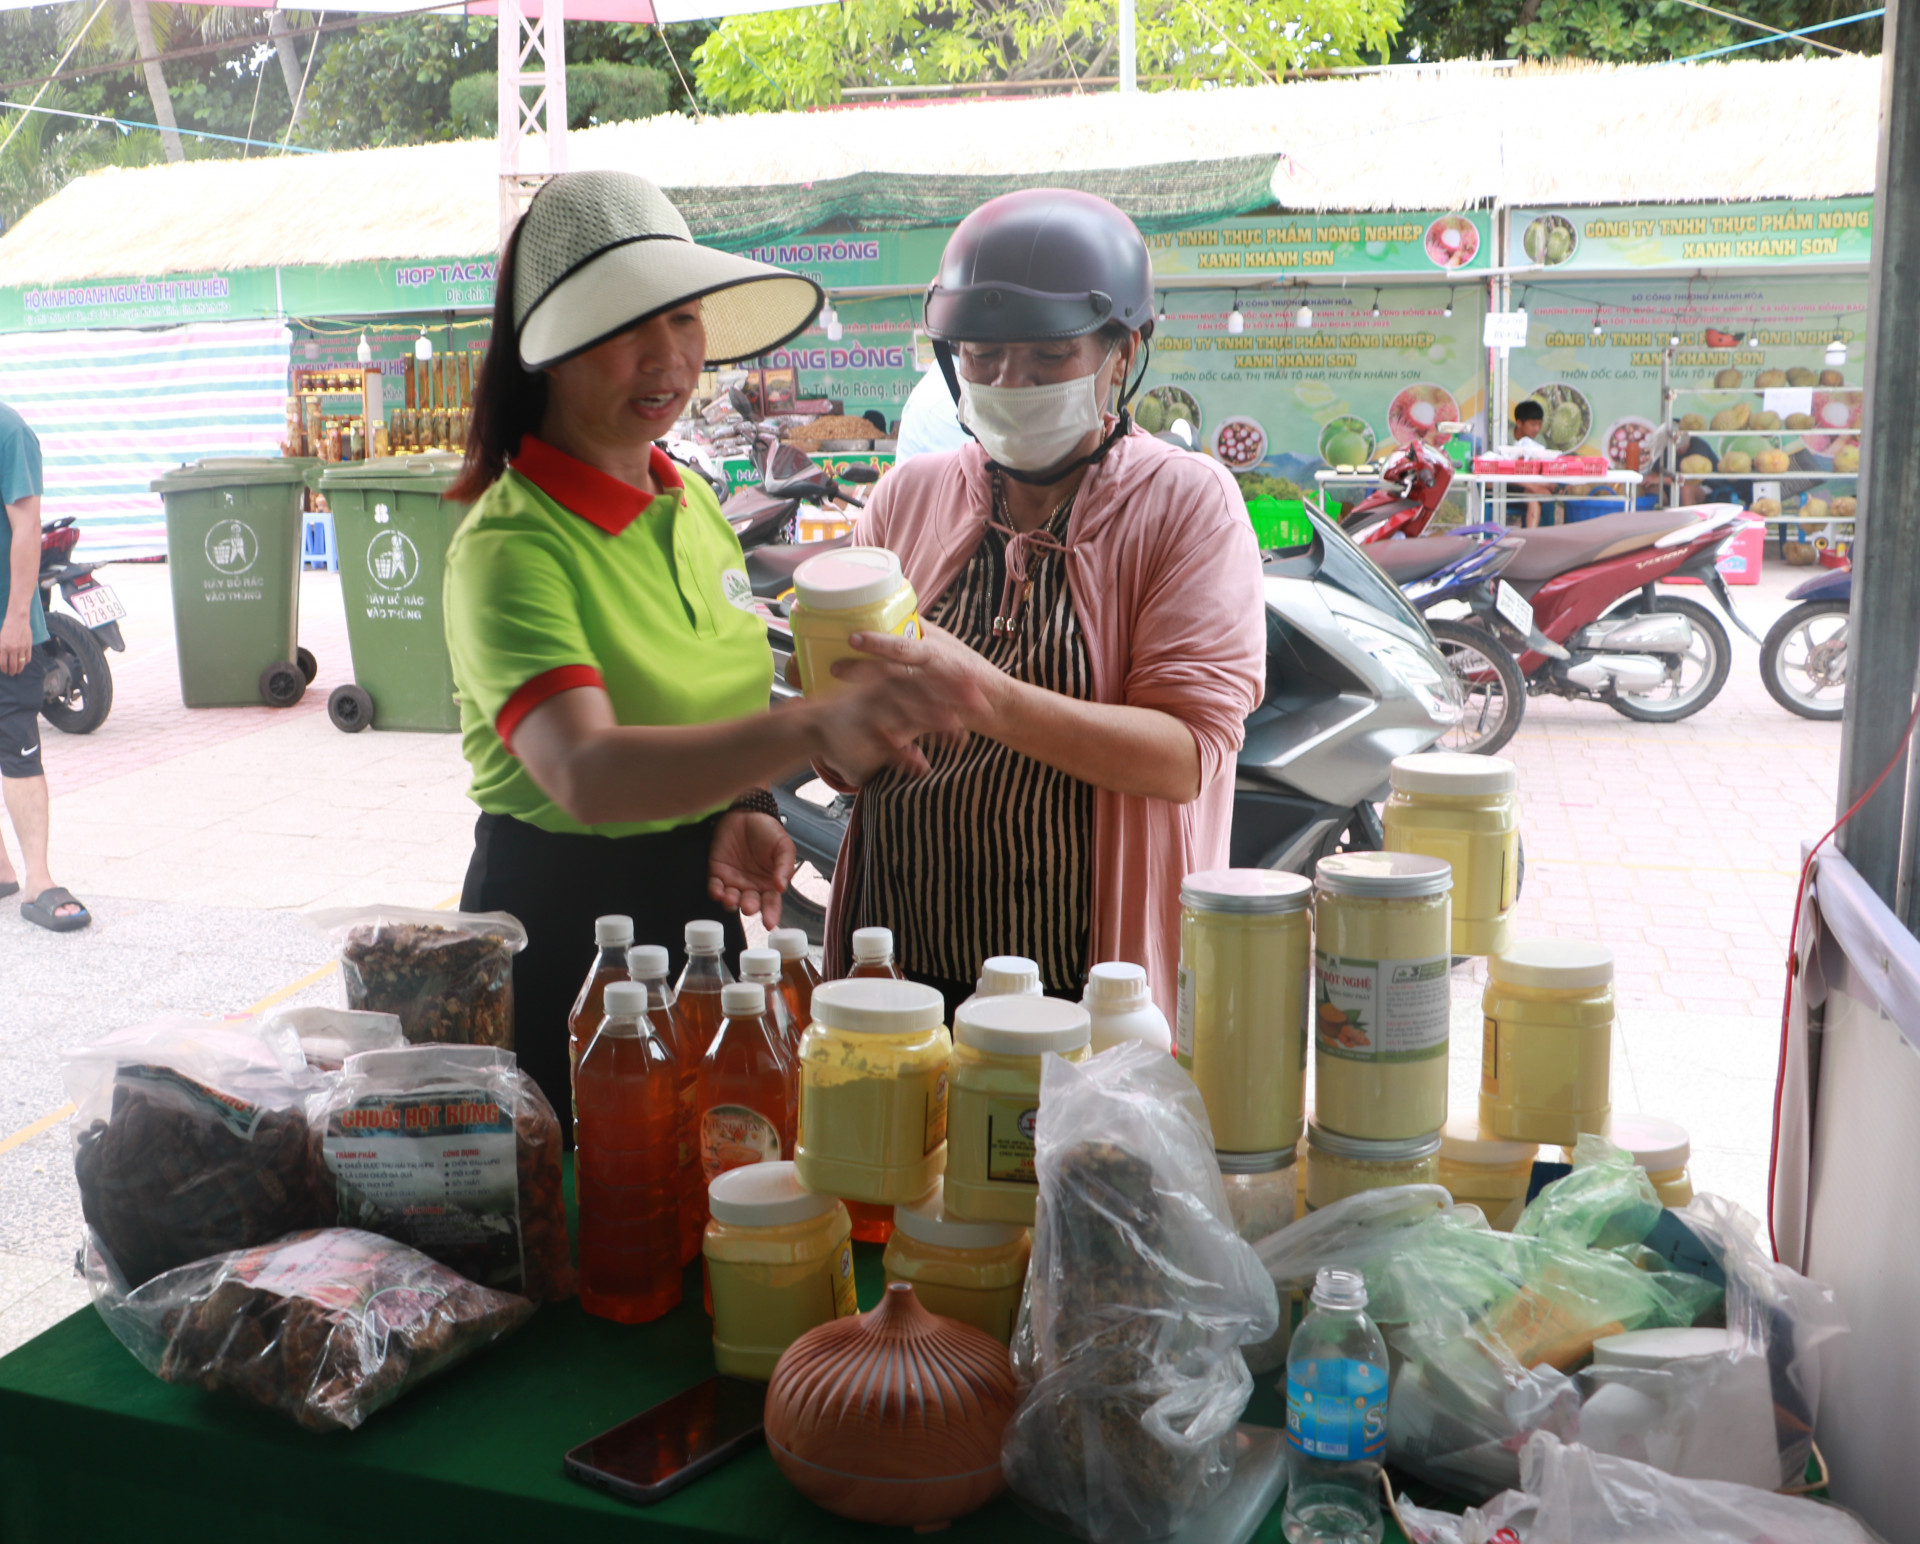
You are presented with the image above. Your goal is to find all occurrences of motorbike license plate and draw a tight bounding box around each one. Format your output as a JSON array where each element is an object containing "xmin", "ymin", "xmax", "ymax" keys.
[
  {"xmin": 1493, "ymin": 580, "xmax": 1535, "ymax": 637},
  {"xmin": 68, "ymin": 583, "xmax": 126, "ymax": 627}
]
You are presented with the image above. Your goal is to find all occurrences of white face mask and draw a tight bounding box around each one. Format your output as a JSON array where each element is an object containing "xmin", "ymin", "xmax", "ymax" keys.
[{"xmin": 956, "ymin": 351, "xmax": 1114, "ymax": 472}]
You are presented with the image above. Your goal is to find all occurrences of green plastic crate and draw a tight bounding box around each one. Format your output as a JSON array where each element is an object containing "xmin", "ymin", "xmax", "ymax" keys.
[{"xmin": 1246, "ymin": 496, "xmax": 1313, "ymax": 551}]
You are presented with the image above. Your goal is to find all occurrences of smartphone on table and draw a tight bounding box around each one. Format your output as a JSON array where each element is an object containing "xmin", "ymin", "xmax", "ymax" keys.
[{"xmin": 564, "ymin": 1376, "xmax": 767, "ymax": 1505}]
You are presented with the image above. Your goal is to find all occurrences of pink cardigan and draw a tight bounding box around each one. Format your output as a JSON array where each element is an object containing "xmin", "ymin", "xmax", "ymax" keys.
[{"xmin": 825, "ymin": 427, "xmax": 1268, "ymax": 1023}]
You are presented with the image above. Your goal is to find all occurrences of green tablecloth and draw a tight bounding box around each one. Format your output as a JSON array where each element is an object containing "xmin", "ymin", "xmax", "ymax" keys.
[{"xmin": 0, "ymin": 1177, "xmax": 1414, "ymax": 1544}]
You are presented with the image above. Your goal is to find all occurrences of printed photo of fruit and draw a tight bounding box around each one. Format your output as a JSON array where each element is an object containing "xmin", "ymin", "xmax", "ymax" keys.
[
  {"xmin": 1605, "ymin": 416, "xmax": 1656, "ymax": 466},
  {"xmin": 1524, "ymin": 382, "xmax": 1593, "ymax": 452},
  {"xmin": 1802, "ymin": 389, "xmax": 1862, "ymax": 455},
  {"xmin": 1424, "ymin": 215, "xmax": 1480, "ymax": 269},
  {"xmin": 1212, "ymin": 416, "xmax": 1267, "ymax": 469},
  {"xmin": 1522, "ymin": 214, "xmax": 1578, "ymax": 267},
  {"xmin": 1318, "ymin": 415, "xmax": 1377, "ymax": 466},
  {"xmin": 1135, "ymin": 385, "xmax": 1201, "ymax": 438},
  {"xmin": 1387, "ymin": 383, "xmax": 1459, "ymax": 446}
]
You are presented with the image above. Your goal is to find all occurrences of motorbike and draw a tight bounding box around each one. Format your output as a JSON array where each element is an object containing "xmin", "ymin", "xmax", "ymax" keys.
[
  {"xmin": 759, "ymin": 497, "xmax": 1460, "ymax": 945},
  {"xmin": 1760, "ymin": 563, "xmax": 1849, "ymax": 721},
  {"xmin": 1340, "ymin": 435, "xmax": 1455, "ymax": 544},
  {"xmin": 36, "ymin": 515, "xmax": 124, "ymax": 734}
]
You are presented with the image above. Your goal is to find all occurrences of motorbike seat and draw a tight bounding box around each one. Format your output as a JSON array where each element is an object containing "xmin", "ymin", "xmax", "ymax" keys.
[
  {"xmin": 744, "ymin": 535, "xmax": 851, "ymax": 596},
  {"xmin": 1364, "ymin": 535, "xmax": 1476, "ymax": 584},
  {"xmin": 1500, "ymin": 508, "xmax": 1702, "ymax": 583}
]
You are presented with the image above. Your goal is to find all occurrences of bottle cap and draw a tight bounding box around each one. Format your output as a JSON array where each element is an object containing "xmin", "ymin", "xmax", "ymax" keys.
[
  {"xmin": 626, "ymin": 944, "xmax": 669, "ymax": 979},
  {"xmin": 893, "ymin": 1180, "xmax": 1027, "ymax": 1251},
  {"xmin": 1311, "ymin": 1266, "xmax": 1369, "ymax": 1312},
  {"xmin": 768, "ymin": 928, "xmax": 811, "ymax": 961},
  {"xmin": 1307, "ymin": 1122, "xmax": 1443, "ymax": 1164},
  {"xmin": 1389, "ymin": 751, "xmax": 1518, "ymax": 796},
  {"xmin": 851, "ymin": 926, "xmax": 894, "ymax": 963},
  {"xmin": 1490, "ymin": 938, "xmax": 1614, "ymax": 990},
  {"xmin": 1083, "ymin": 961, "xmax": 1149, "ymax": 1008},
  {"xmin": 594, "ymin": 914, "xmax": 635, "ymax": 947},
  {"xmin": 721, "ymin": 982, "xmax": 766, "ymax": 1016},
  {"xmin": 602, "ymin": 981, "xmax": 648, "ymax": 1017},
  {"xmin": 976, "ymin": 955, "xmax": 1041, "ymax": 997},
  {"xmin": 793, "ymin": 545, "xmax": 907, "ymax": 613},
  {"xmin": 1179, "ymin": 868, "xmax": 1311, "ymax": 915},
  {"xmin": 686, "ymin": 919, "xmax": 725, "ymax": 952},
  {"xmin": 810, "ymin": 978, "xmax": 944, "ymax": 1035},
  {"xmin": 1439, "ymin": 1114, "xmax": 1538, "ymax": 1168},
  {"xmin": 708, "ymin": 1161, "xmax": 839, "ymax": 1228},
  {"xmin": 740, "ymin": 947, "xmax": 782, "ymax": 983},
  {"xmin": 1315, "ymin": 851, "xmax": 1453, "ymax": 899},
  {"xmin": 1595, "ymin": 1113, "xmax": 1690, "ymax": 1172},
  {"xmin": 953, "ymin": 994, "xmax": 1090, "ymax": 1056}
]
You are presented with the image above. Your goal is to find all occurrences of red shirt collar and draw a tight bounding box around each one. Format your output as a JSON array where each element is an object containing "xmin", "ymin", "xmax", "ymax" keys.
[{"xmin": 510, "ymin": 435, "xmax": 684, "ymax": 536}]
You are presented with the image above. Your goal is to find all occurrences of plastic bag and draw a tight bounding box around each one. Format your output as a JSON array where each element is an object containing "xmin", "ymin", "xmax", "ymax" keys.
[
  {"xmin": 266, "ymin": 1006, "xmax": 405, "ymax": 1071},
  {"xmin": 311, "ymin": 1045, "xmax": 574, "ymax": 1301},
  {"xmin": 1255, "ymin": 1183, "xmax": 1456, "ymax": 1294},
  {"xmin": 64, "ymin": 1016, "xmax": 331, "ymax": 1287},
  {"xmin": 1396, "ymin": 1432, "xmax": 1887, "ymax": 1544},
  {"xmin": 1002, "ymin": 1041, "xmax": 1279, "ymax": 1543},
  {"xmin": 85, "ymin": 1227, "xmax": 534, "ymax": 1432},
  {"xmin": 1513, "ymin": 1137, "xmax": 1663, "ymax": 1253},
  {"xmin": 308, "ymin": 907, "xmax": 527, "ymax": 1049}
]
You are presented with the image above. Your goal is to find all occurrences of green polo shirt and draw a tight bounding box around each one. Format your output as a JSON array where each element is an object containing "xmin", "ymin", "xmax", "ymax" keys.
[{"xmin": 444, "ymin": 437, "xmax": 773, "ymax": 837}]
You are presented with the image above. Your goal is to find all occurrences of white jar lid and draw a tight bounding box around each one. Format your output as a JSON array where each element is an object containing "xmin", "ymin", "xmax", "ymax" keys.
[
  {"xmin": 767, "ymin": 928, "xmax": 811, "ymax": 961},
  {"xmin": 1083, "ymin": 961, "xmax": 1149, "ymax": 1008},
  {"xmin": 954, "ymin": 994, "xmax": 1090, "ymax": 1056},
  {"xmin": 626, "ymin": 944, "xmax": 668, "ymax": 978},
  {"xmin": 708, "ymin": 1161, "xmax": 839, "ymax": 1228},
  {"xmin": 1491, "ymin": 938, "xmax": 1614, "ymax": 989},
  {"xmin": 1601, "ymin": 1113, "xmax": 1690, "ymax": 1171},
  {"xmin": 893, "ymin": 1179, "xmax": 1026, "ymax": 1250},
  {"xmin": 1391, "ymin": 751, "xmax": 1518, "ymax": 796},
  {"xmin": 602, "ymin": 981, "xmax": 648, "ymax": 1017},
  {"xmin": 686, "ymin": 919, "xmax": 725, "ymax": 952},
  {"xmin": 740, "ymin": 947, "xmax": 782, "ymax": 983},
  {"xmin": 977, "ymin": 956, "xmax": 1042, "ymax": 997},
  {"xmin": 810, "ymin": 977, "xmax": 944, "ymax": 1034},
  {"xmin": 721, "ymin": 981, "xmax": 766, "ymax": 1016},
  {"xmin": 850, "ymin": 926, "xmax": 894, "ymax": 962},
  {"xmin": 594, "ymin": 914, "xmax": 635, "ymax": 946},
  {"xmin": 1439, "ymin": 1114, "xmax": 1538, "ymax": 1168},
  {"xmin": 793, "ymin": 545, "xmax": 906, "ymax": 613},
  {"xmin": 1316, "ymin": 851, "xmax": 1452, "ymax": 899},
  {"xmin": 1307, "ymin": 1123, "xmax": 1442, "ymax": 1163},
  {"xmin": 1181, "ymin": 868, "xmax": 1312, "ymax": 915},
  {"xmin": 1592, "ymin": 1326, "xmax": 1742, "ymax": 1369}
]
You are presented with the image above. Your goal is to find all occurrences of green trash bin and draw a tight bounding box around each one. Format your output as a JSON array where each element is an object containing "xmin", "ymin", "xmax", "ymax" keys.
[
  {"xmin": 152, "ymin": 457, "xmax": 320, "ymax": 709},
  {"xmin": 316, "ymin": 454, "xmax": 470, "ymax": 733}
]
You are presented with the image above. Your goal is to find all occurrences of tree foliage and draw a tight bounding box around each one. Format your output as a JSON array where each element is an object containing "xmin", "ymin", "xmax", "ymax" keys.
[
  {"xmin": 448, "ymin": 61, "xmax": 671, "ymax": 137},
  {"xmin": 1395, "ymin": 0, "xmax": 1882, "ymax": 64}
]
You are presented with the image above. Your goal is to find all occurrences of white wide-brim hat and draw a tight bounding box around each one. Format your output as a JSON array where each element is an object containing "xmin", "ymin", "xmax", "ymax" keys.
[{"xmin": 513, "ymin": 171, "xmax": 823, "ymax": 371}]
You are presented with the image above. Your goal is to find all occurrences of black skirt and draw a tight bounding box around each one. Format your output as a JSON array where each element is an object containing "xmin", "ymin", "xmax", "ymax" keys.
[{"xmin": 461, "ymin": 811, "xmax": 745, "ymax": 1143}]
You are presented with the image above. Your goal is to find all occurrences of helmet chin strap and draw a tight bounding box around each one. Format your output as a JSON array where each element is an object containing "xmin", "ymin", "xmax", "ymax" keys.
[{"xmin": 935, "ymin": 336, "xmax": 1154, "ymax": 487}]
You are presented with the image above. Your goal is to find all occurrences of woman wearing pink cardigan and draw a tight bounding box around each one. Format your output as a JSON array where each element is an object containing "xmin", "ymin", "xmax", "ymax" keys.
[{"xmin": 823, "ymin": 190, "xmax": 1268, "ymax": 1026}]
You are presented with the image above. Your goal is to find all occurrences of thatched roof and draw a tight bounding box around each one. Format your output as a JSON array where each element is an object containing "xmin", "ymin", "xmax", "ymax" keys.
[{"xmin": 0, "ymin": 53, "xmax": 1878, "ymax": 287}]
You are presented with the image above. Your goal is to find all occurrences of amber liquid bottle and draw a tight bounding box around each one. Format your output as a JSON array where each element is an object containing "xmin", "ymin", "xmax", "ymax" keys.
[
  {"xmin": 567, "ymin": 915, "xmax": 634, "ymax": 1133},
  {"xmin": 698, "ymin": 981, "xmax": 795, "ymax": 1182},
  {"xmin": 842, "ymin": 926, "xmax": 905, "ymax": 1243},
  {"xmin": 576, "ymin": 982, "xmax": 682, "ymax": 1324},
  {"xmin": 740, "ymin": 947, "xmax": 796, "ymax": 1059},
  {"xmin": 767, "ymin": 927, "xmax": 820, "ymax": 1054},
  {"xmin": 675, "ymin": 919, "xmax": 734, "ymax": 1070},
  {"xmin": 628, "ymin": 944, "xmax": 704, "ymax": 1267}
]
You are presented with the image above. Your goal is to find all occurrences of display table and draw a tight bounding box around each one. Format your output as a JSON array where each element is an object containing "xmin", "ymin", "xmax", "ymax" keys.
[{"xmin": 0, "ymin": 1167, "xmax": 1413, "ymax": 1544}]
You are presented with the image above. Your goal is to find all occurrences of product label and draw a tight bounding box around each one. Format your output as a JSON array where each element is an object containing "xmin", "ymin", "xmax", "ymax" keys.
[
  {"xmin": 701, "ymin": 1105, "xmax": 782, "ymax": 1176},
  {"xmin": 1482, "ymin": 1017, "xmax": 1500, "ymax": 1097},
  {"xmin": 1286, "ymin": 1357, "xmax": 1388, "ymax": 1462},
  {"xmin": 1314, "ymin": 951, "xmax": 1451, "ymax": 1062},
  {"xmin": 925, "ymin": 1070, "xmax": 949, "ymax": 1155},
  {"xmin": 983, "ymin": 1095, "xmax": 1043, "ymax": 1185},
  {"xmin": 237, "ymin": 1231, "xmax": 448, "ymax": 1327},
  {"xmin": 830, "ymin": 1239, "xmax": 858, "ymax": 1318},
  {"xmin": 1176, "ymin": 965, "xmax": 1196, "ymax": 1065},
  {"xmin": 324, "ymin": 1091, "xmax": 522, "ymax": 1290}
]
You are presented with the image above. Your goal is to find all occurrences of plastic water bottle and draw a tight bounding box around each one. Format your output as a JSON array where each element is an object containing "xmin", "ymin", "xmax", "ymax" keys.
[{"xmin": 1282, "ymin": 1267, "xmax": 1389, "ymax": 1544}]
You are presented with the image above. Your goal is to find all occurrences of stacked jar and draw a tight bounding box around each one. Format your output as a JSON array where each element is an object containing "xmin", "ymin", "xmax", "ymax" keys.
[
  {"xmin": 1309, "ymin": 852, "xmax": 1453, "ymax": 1208},
  {"xmin": 1436, "ymin": 1115, "xmax": 1537, "ymax": 1231},
  {"xmin": 944, "ymin": 995, "xmax": 1091, "ymax": 1224},
  {"xmin": 1568, "ymin": 1114, "xmax": 1694, "ymax": 1207},
  {"xmin": 704, "ymin": 1161, "xmax": 857, "ymax": 1379},
  {"xmin": 882, "ymin": 1179, "xmax": 1030, "ymax": 1343},
  {"xmin": 1481, "ymin": 939, "xmax": 1614, "ymax": 1147},
  {"xmin": 1382, "ymin": 751, "xmax": 1521, "ymax": 957}
]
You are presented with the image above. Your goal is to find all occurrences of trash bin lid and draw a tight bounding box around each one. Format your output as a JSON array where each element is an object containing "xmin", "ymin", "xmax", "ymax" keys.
[
  {"xmin": 151, "ymin": 456, "xmax": 320, "ymax": 493},
  {"xmin": 315, "ymin": 453, "xmax": 463, "ymax": 491}
]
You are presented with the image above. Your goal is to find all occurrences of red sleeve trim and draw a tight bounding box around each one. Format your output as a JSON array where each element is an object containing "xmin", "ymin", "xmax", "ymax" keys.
[{"xmin": 496, "ymin": 664, "xmax": 605, "ymax": 753}]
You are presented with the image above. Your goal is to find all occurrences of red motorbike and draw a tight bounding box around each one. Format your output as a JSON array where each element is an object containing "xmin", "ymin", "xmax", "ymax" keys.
[
  {"xmin": 1471, "ymin": 503, "xmax": 1758, "ymax": 722},
  {"xmin": 1341, "ymin": 436, "xmax": 1454, "ymax": 544}
]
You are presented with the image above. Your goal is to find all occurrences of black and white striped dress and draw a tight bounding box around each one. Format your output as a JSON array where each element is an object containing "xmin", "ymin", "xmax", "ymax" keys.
[{"xmin": 836, "ymin": 499, "xmax": 1094, "ymax": 992}]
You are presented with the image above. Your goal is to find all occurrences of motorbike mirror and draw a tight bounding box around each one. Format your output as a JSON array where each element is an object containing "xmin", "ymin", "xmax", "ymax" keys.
[
  {"xmin": 840, "ymin": 464, "xmax": 881, "ymax": 484},
  {"xmin": 728, "ymin": 386, "xmax": 760, "ymax": 422}
]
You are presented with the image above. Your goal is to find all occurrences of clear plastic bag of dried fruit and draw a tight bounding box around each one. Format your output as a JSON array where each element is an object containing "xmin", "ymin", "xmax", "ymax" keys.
[
  {"xmin": 84, "ymin": 1227, "xmax": 535, "ymax": 1432},
  {"xmin": 307, "ymin": 907, "xmax": 527, "ymax": 1049},
  {"xmin": 264, "ymin": 1006, "xmax": 405, "ymax": 1072},
  {"xmin": 309, "ymin": 1045, "xmax": 574, "ymax": 1301}
]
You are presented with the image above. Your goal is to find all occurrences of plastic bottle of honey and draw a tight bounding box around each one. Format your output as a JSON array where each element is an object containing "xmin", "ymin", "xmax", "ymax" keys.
[
  {"xmin": 568, "ymin": 915, "xmax": 634, "ymax": 1120},
  {"xmin": 840, "ymin": 926, "xmax": 905, "ymax": 1244},
  {"xmin": 740, "ymin": 948, "xmax": 796, "ymax": 1057},
  {"xmin": 628, "ymin": 944, "xmax": 704, "ymax": 1265},
  {"xmin": 788, "ymin": 546, "xmax": 921, "ymax": 701},
  {"xmin": 576, "ymin": 981, "xmax": 682, "ymax": 1323},
  {"xmin": 676, "ymin": 919, "xmax": 734, "ymax": 1065},
  {"xmin": 698, "ymin": 981, "xmax": 795, "ymax": 1190},
  {"xmin": 767, "ymin": 928, "xmax": 819, "ymax": 1046}
]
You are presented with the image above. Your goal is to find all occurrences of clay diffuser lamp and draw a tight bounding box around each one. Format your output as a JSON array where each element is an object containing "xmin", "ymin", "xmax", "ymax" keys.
[{"xmin": 764, "ymin": 1281, "xmax": 1020, "ymax": 1529}]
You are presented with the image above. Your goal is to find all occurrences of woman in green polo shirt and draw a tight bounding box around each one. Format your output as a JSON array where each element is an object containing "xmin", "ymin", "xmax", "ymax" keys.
[{"xmin": 444, "ymin": 172, "xmax": 966, "ymax": 1135}]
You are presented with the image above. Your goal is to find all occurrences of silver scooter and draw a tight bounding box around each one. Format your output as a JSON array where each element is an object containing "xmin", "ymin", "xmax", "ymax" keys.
[{"xmin": 760, "ymin": 500, "xmax": 1460, "ymax": 944}]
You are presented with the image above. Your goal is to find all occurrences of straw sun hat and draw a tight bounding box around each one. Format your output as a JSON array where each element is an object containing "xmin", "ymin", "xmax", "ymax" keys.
[{"xmin": 513, "ymin": 171, "xmax": 823, "ymax": 371}]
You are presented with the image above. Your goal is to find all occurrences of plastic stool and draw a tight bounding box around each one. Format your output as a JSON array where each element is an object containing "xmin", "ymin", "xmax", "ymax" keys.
[{"xmin": 302, "ymin": 510, "xmax": 337, "ymax": 571}]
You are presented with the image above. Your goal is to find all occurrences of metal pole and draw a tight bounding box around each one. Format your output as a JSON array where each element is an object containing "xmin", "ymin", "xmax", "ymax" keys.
[
  {"xmin": 1837, "ymin": 0, "xmax": 1920, "ymax": 922},
  {"xmin": 1119, "ymin": 0, "xmax": 1137, "ymax": 92}
]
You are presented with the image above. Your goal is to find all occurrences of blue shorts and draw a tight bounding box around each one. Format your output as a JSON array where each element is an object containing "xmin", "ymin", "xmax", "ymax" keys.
[{"xmin": 0, "ymin": 654, "xmax": 44, "ymax": 778}]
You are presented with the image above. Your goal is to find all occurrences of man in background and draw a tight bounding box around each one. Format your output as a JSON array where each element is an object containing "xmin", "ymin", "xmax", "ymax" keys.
[{"xmin": 0, "ymin": 399, "xmax": 89, "ymax": 931}]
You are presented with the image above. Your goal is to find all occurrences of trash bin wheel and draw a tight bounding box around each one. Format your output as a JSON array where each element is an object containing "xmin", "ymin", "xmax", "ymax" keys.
[
  {"xmin": 260, "ymin": 660, "xmax": 306, "ymax": 708},
  {"xmin": 296, "ymin": 647, "xmax": 318, "ymax": 684},
  {"xmin": 328, "ymin": 683, "xmax": 374, "ymax": 733}
]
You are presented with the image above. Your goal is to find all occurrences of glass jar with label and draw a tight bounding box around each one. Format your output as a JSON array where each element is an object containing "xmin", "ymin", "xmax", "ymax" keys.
[
  {"xmin": 704, "ymin": 1161, "xmax": 857, "ymax": 1380},
  {"xmin": 794, "ymin": 979, "xmax": 950, "ymax": 1206},
  {"xmin": 1481, "ymin": 938, "xmax": 1614, "ymax": 1146},
  {"xmin": 1313, "ymin": 852, "xmax": 1453, "ymax": 1141},
  {"xmin": 1567, "ymin": 1114, "xmax": 1694, "ymax": 1208},
  {"xmin": 1383, "ymin": 751, "xmax": 1521, "ymax": 957},
  {"xmin": 1436, "ymin": 1115, "xmax": 1537, "ymax": 1231},
  {"xmin": 882, "ymin": 1179, "xmax": 1030, "ymax": 1344},
  {"xmin": 945, "ymin": 996, "xmax": 1091, "ymax": 1224},
  {"xmin": 1304, "ymin": 1125, "xmax": 1442, "ymax": 1212},
  {"xmin": 788, "ymin": 546, "xmax": 921, "ymax": 702},
  {"xmin": 1177, "ymin": 869, "xmax": 1312, "ymax": 1156}
]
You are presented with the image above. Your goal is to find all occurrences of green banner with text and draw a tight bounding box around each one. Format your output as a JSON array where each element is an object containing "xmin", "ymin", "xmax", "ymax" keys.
[{"xmin": 1512, "ymin": 197, "xmax": 1872, "ymax": 272}]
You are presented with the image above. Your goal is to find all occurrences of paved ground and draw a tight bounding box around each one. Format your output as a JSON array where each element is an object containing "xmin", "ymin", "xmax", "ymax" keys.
[{"xmin": 0, "ymin": 550, "xmax": 1841, "ymax": 1355}]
